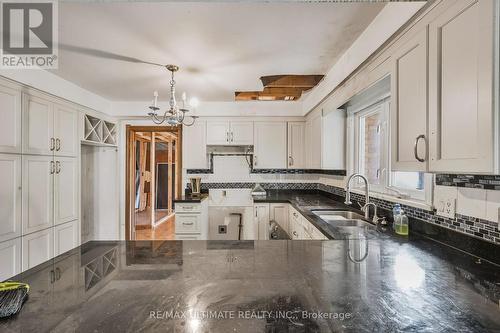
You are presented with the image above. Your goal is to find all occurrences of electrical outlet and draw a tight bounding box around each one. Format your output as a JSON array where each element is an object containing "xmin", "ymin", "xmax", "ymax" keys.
[
  {"xmin": 218, "ymin": 225, "xmax": 227, "ymax": 234},
  {"xmin": 436, "ymin": 198, "xmax": 456, "ymax": 218},
  {"xmin": 434, "ymin": 186, "xmax": 457, "ymax": 219}
]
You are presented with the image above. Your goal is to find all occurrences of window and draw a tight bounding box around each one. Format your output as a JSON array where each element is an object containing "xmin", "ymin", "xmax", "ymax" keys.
[{"xmin": 349, "ymin": 98, "xmax": 428, "ymax": 203}]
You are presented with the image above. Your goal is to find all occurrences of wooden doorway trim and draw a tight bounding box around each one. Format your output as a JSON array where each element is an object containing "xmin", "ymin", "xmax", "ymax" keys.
[{"xmin": 125, "ymin": 125, "xmax": 183, "ymax": 241}]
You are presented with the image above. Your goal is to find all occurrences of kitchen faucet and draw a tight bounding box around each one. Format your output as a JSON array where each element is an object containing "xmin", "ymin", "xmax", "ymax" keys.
[{"xmin": 344, "ymin": 173, "xmax": 381, "ymax": 224}]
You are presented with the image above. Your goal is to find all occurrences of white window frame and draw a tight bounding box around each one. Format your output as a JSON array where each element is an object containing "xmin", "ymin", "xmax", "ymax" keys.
[{"xmin": 347, "ymin": 96, "xmax": 433, "ymax": 208}]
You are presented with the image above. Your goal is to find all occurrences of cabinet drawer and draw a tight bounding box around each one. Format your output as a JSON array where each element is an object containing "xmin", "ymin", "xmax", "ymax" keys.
[
  {"xmin": 175, "ymin": 214, "xmax": 200, "ymax": 233},
  {"xmin": 175, "ymin": 234, "xmax": 201, "ymax": 240},
  {"xmin": 175, "ymin": 203, "xmax": 201, "ymax": 213}
]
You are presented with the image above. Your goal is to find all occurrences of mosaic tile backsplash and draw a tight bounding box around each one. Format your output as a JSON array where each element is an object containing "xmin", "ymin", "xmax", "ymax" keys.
[
  {"xmin": 436, "ymin": 174, "xmax": 500, "ymax": 190},
  {"xmin": 188, "ymin": 181, "xmax": 500, "ymax": 245}
]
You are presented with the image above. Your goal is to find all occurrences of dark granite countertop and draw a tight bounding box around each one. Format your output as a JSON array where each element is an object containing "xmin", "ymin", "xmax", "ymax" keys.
[
  {"xmin": 173, "ymin": 193, "xmax": 209, "ymax": 203},
  {"xmin": 2, "ymin": 238, "xmax": 500, "ymax": 332},
  {"xmin": 254, "ymin": 190, "xmax": 388, "ymax": 240}
]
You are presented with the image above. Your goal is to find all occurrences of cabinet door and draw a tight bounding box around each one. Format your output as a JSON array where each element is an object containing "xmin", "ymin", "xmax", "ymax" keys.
[
  {"xmin": 322, "ymin": 108, "xmax": 346, "ymax": 170},
  {"xmin": 429, "ymin": 0, "xmax": 495, "ymax": 173},
  {"xmin": 270, "ymin": 204, "xmax": 289, "ymax": 235},
  {"xmin": 254, "ymin": 204, "xmax": 270, "ymax": 240},
  {"xmin": 54, "ymin": 220, "xmax": 79, "ymax": 256},
  {"xmin": 23, "ymin": 155, "xmax": 54, "ymax": 234},
  {"xmin": 230, "ymin": 121, "xmax": 253, "ymax": 145},
  {"xmin": 0, "ymin": 154, "xmax": 22, "ymax": 242},
  {"xmin": 54, "ymin": 104, "xmax": 78, "ymax": 157},
  {"xmin": 0, "ymin": 82, "xmax": 22, "ymax": 153},
  {"xmin": 391, "ymin": 28, "xmax": 428, "ymax": 171},
  {"xmin": 206, "ymin": 121, "xmax": 230, "ymax": 145},
  {"xmin": 54, "ymin": 157, "xmax": 79, "ymax": 225},
  {"xmin": 306, "ymin": 114, "xmax": 322, "ymax": 169},
  {"xmin": 0, "ymin": 238, "xmax": 22, "ymax": 280},
  {"xmin": 253, "ymin": 122, "xmax": 287, "ymax": 169},
  {"xmin": 22, "ymin": 228, "xmax": 54, "ymax": 270},
  {"xmin": 287, "ymin": 122, "xmax": 306, "ymax": 169},
  {"xmin": 23, "ymin": 94, "xmax": 54, "ymax": 156},
  {"xmin": 183, "ymin": 121, "xmax": 207, "ymax": 169}
]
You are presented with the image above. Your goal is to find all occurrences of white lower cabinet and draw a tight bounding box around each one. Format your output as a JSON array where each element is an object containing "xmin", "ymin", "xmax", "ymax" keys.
[
  {"xmin": 54, "ymin": 220, "xmax": 79, "ymax": 256},
  {"xmin": 254, "ymin": 204, "xmax": 270, "ymax": 240},
  {"xmin": 0, "ymin": 237, "xmax": 22, "ymax": 281},
  {"xmin": 174, "ymin": 200, "xmax": 208, "ymax": 240},
  {"xmin": 22, "ymin": 228, "xmax": 54, "ymax": 271},
  {"xmin": 270, "ymin": 204, "xmax": 289, "ymax": 235}
]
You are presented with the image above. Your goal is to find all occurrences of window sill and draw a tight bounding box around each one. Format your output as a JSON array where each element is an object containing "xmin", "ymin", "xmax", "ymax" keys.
[{"xmin": 349, "ymin": 188, "xmax": 433, "ymax": 211}]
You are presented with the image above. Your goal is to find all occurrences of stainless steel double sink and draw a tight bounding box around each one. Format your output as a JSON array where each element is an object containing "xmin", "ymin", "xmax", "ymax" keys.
[{"xmin": 311, "ymin": 210, "xmax": 374, "ymax": 228}]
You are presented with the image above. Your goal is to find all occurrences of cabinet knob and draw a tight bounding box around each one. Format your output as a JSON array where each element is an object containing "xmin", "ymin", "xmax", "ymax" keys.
[
  {"xmin": 55, "ymin": 138, "xmax": 61, "ymax": 151},
  {"xmin": 50, "ymin": 138, "xmax": 55, "ymax": 151}
]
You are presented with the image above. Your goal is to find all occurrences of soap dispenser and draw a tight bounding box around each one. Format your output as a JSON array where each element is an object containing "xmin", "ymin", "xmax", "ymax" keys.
[{"xmin": 394, "ymin": 209, "xmax": 409, "ymax": 236}]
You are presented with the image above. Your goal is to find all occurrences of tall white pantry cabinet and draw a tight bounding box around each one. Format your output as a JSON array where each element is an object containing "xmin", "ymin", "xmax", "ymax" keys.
[{"xmin": 0, "ymin": 78, "xmax": 80, "ymax": 280}]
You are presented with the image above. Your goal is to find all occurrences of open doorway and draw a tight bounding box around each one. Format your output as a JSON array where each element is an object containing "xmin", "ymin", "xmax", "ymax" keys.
[{"xmin": 125, "ymin": 126, "xmax": 182, "ymax": 240}]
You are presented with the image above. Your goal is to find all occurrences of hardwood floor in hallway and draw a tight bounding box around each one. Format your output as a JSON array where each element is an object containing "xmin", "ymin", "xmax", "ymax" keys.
[{"xmin": 135, "ymin": 215, "xmax": 175, "ymax": 240}]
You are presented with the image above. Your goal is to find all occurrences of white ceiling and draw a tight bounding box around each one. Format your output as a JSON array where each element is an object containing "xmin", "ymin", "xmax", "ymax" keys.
[{"xmin": 52, "ymin": 2, "xmax": 385, "ymax": 102}]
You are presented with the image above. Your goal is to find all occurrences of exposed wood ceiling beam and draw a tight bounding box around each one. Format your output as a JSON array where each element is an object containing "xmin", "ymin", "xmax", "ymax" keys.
[
  {"xmin": 235, "ymin": 74, "xmax": 324, "ymax": 101},
  {"xmin": 260, "ymin": 75, "xmax": 324, "ymax": 89}
]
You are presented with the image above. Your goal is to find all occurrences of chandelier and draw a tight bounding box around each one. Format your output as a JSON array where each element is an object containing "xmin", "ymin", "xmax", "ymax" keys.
[{"xmin": 148, "ymin": 64, "xmax": 198, "ymax": 126}]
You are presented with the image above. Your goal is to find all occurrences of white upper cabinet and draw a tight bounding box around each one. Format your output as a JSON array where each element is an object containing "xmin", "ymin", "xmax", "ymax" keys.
[
  {"xmin": 391, "ymin": 28, "xmax": 428, "ymax": 171},
  {"xmin": 230, "ymin": 121, "xmax": 253, "ymax": 145},
  {"xmin": 54, "ymin": 157, "xmax": 79, "ymax": 225},
  {"xmin": 54, "ymin": 103, "xmax": 78, "ymax": 157},
  {"xmin": 0, "ymin": 81, "xmax": 22, "ymax": 154},
  {"xmin": 183, "ymin": 121, "xmax": 207, "ymax": 169},
  {"xmin": 287, "ymin": 122, "xmax": 306, "ymax": 169},
  {"xmin": 23, "ymin": 93, "xmax": 54, "ymax": 156},
  {"xmin": 322, "ymin": 108, "xmax": 346, "ymax": 170},
  {"xmin": 206, "ymin": 121, "xmax": 253, "ymax": 145},
  {"xmin": 22, "ymin": 155, "xmax": 54, "ymax": 235},
  {"xmin": 306, "ymin": 113, "xmax": 322, "ymax": 169},
  {"xmin": 253, "ymin": 122, "xmax": 287, "ymax": 169},
  {"xmin": 0, "ymin": 154, "xmax": 22, "ymax": 242},
  {"xmin": 428, "ymin": 0, "xmax": 496, "ymax": 173},
  {"xmin": 206, "ymin": 121, "xmax": 230, "ymax": 145}
]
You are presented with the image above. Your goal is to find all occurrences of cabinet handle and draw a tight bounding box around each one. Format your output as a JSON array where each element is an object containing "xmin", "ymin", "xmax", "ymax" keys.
[
  {"xmin": 55, "ymin": 161, "xmax": 61, "ymax": 174},
  {"xmin": 182, "ymin": 222, "xmax": 194, "ymax": 225},
  {"xmin": 50, "ymin": 138, "xmax": 55, "ymax": 151},
  {"xmin": 231, "ymin": 132, "xmax": 234, "ymax": 142},
  {"xmin": 55, "ymin": 267, "xmax": 61, "ymax": 280},
  {"xmin": 182, "ymin": 206, "xmax": 194, "ymax": 210},
  {"xmin": 414, "ymin": 134, "xmax": 426, "ymax": 162},
  {"xmin": 293, "ymin": 231, "xmax": 298, "ymax": 236},
  {"xmin": 50, "ymin": 270, "xmax": 55, "ymax": 284},
  {"xmin": 254, "ymin": 155, "xmax": 257, "ymax": 166},
  {"xmin": 50, "ymin": 161, "xmax": 55, "ymax": 174},
  {"xmin": 226, "ymin": 132, "xmax": 229, "ymax": 143},
  {"xmin": 288, "ymin": 156, "xmax": 294, "ymax": 167},
  {"xmin": 56, "ymin": 138, "xmax": 61, "ymax": 151}
]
